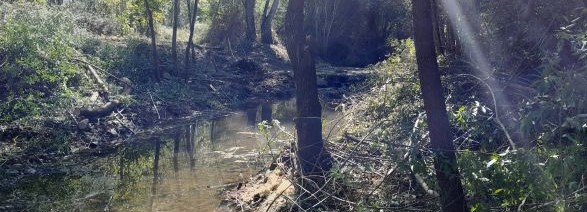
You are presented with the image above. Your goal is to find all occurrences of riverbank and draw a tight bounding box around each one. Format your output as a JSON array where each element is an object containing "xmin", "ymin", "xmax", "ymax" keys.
[{"xmin": 0, "ymin": 34, "xmax": 369, "ymax": 210}]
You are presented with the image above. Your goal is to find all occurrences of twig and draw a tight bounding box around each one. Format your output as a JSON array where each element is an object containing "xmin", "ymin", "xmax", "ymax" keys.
[
  {"xmin": 114, "ymin": 109, "xmax": 137, "ymax": 134},
  {"xmin": 74, "ymin": 58, "xmax": 130, "ymax": 86},
  {"xmin": 413, "ymin": 173, "xmax": 439, "ymax": 197},
  {"xmin": 88, "ymin": 65, "xmax": 108, "ymax": 91},
  {"xmin": 457, "ymin": 74, "xmax": 517, "ymax": 150},
  {"xmin": 366, "ymin": 151, "xmax": 410, "ymax": 199},
  {"xmin": 147, "ymin": 91, "xmax": 161, "ymax": 120}
]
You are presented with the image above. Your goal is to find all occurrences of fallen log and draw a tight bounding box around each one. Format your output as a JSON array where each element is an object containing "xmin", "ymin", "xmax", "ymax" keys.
[
  {"xmin": 77, "ymin": 100, "xmax": 121, "ymax": 121},
  {"xmin": 75, "ymin": 75, "xmax": 133, "ymax": 121}
]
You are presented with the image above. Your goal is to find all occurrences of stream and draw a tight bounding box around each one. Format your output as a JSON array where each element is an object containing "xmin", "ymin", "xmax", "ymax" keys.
[{"xmin": 0, "ymin": 99, "xmax": 340, "ymax": 211}]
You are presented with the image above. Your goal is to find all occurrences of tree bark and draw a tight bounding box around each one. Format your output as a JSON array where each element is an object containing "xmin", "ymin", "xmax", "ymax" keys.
[
  {"xmin": 285, "ymin": 0, "xmax": 330, "ymax": 180},
  {"xmin": 411, "ymin": 0, "xmax": 468, "ymax": 211},
  {"xmin": 184, "ymin": 0, "xmax": 199, "ymax": 80},
  {"xmin": 261, "ymin": 0, "xmax": 271, "ymax": 21},
  {"xmin": 431, "ymin": 0, "xmax": 444, "ymax": 55},
  {"xmin": 261, "ymin": 0, "xmax": 280, "ymax": 44},
  {"xmin": 244, "ymin": 0, "xmax": 257, "ymax": 42},
  {"xmin": 144, "ymin": 0, "xmax": 162, "ymax": 82},
  {"xmin": 171, "ymin": 0, "xmax": 180, "ymax": 76}
]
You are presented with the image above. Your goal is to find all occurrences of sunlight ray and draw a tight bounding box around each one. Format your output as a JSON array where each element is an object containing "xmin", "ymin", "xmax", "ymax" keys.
[{"xmin": 440, "ymin": 0, "xmax": 525, "ymax": 148}]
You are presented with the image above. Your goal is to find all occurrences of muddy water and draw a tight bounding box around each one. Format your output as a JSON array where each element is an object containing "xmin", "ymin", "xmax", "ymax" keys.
[{"xmin": 1, "ymin": 99, "xmax": 340, "ymax": 211}]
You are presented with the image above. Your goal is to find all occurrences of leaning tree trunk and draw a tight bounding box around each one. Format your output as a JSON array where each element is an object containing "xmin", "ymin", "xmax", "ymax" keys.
[
  {"xmin": 184, "ymin": 0, "xmax": 199, "ymax": 80},
  {"xmin": 244, "ymin": 0, "xmax": 257, "ymax": 42},
  {"xmin": 261, "ymin": 0, "xmax": 279, "ymax": 44},
  {"xmin": 171, "ymin": 0, "xmax": 180, "ymax": 76},
  {"xmin": 411, "ymin": 0, "xmax": 468, "ymax": 211},
  {"xmin": 144, "ymin": 0, "xmax": 162, "ymax": 82},
  {"xmin": 285, "ymin": 0, "xmax": 331, "ymax": 197}
]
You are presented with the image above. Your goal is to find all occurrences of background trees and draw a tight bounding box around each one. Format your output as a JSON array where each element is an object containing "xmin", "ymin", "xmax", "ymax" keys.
[
  {"xmin": 1, "ymin": 0, "xmax": 587, "ymax": 211},
  {"xmin": 143, "ymin": 0, "xmax": 162, "ymax": 82}
]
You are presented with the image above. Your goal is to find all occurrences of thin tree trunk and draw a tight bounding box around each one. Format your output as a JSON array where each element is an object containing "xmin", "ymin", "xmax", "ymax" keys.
[
  {"xmin": 209, "ymin": 120, "xmax": 215, "ymax": 143},
  {"xmin": 119, "ymin": 153, "xmax": 125, "ymax": 180},
  {"xmin": 411, "ymin": 0, "xmax": 468, "ymax": 211},
  {"xmin": 244, "ymin": 0, "xmax": 257, "ymax": 42},
  {"xmin": 461, "ymin": 0, "xmax": 481, "ymax": 59},
  {"xmin": 260, "ymin": 102, "xmax": 272, "ymax": 123},
  {"xmin": 431, "ymin": 0, "xmax": 444, "ymax": 55},
  {"xmin": 184, "ymin": 0, "xmax": 198, "ymax": 80},
  {"xmin": 285, "ymin": 0, "xmax": 330, "ymax": 190},
  {"xmin": 446, "ymin": 19, "xmax": 457, "ymax": 55},
  {"xmin": 144, "ymin": 0, "xmax": 162, "ymax": 82},
  {"xmin": 173, "ymin": 131, "xmax": 180, "ymax": 173},
  {"xmin": 261, "ymin": 0, "xmax": 271, "ymax": 21},
  {"xmin": 171, "ymin": 0, "xmax": 180, "ymax": 76},
  {"xmin": 470, "ymin": 0, "xmax": 481, "ymax": 37},
  {"xmin": 261, "ymin": 0, "xmax": 279, "ymax": 44},
  {"xmin": 247, "ymin": 107, "xmax": 258, "ymax": 126}
]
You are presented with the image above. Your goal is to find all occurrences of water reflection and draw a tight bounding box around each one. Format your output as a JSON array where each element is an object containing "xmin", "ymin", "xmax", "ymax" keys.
[
  {"xmin": 0, "ymin": 99, "xmax": 341, "ymax": 211},
  {"xmin": 150, "ymin": 139, "xmax": 161, "ymax": 211}
]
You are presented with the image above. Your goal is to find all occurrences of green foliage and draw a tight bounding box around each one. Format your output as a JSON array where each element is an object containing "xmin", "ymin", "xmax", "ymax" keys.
[
  {"xmin": 77, "ymin": 0, "xmax": 169, "ymax": 34},
  {"xmin": 0, "ymin": 3, "xmax": 86, "ymax": 123},
  {"xmin": 357, "ymin": 39, "xmax": 424, "ymax": 149},
  {"xmin": 460, "ymin": 142, "xmax": 587, "ymax": 211}
]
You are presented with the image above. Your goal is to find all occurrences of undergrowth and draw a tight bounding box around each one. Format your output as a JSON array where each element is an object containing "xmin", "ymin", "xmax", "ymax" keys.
[{"xmin": 328, "ymin": 37, "xmax": 587, "ymax": 211}]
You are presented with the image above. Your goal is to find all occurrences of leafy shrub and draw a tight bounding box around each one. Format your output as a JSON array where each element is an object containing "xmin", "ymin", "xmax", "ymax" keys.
[
  {"xmin": 0, "ymin": 3, "xmax": 86, "ymax": 123},
  {"xmin": 342, "ymin": 33, "xmax": 587, "ymax": 210},
  {"xmin": 75, "ymin": 14, "xmax": 123, "ymax": 35},
  {"xmin": 454, "ymin": 12, "xmax": 587, "ymax": 210}
]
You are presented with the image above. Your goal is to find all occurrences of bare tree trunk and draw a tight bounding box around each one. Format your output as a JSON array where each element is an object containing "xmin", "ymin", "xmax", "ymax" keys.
[
  {"xmin": 411, "ymin": 0, "xmax": 468, "ymax": 211},
  {"xmin": 173, "ymin": 131, "xmax": 180, "ymax": 173},
  {"xmin": 261, "ymin": 0, "xmax": 280, "ymax": 44},
  {"xmin": 470, "ymin": 0, "xmax": 481, "ymax": 37},
  {"xmin": 431, "ymin": 0, "xmax": 444, "ymax": 55},
  {"xmin": 261, "ymin": 0, "xmax": 271, "ymax": 20},
  {"xmin": 171, "ymin": 0, "xmax": 180, "ymax": 76},
  {"xmin": 244, "ymin": 0, "xmax": 257, "ymax": 42},
  {"xmin": 119, "ymin": 153, "xmax": 125, "ymax": 180},
  {"xmin": 144, "ymin": 0, "xmax": 162, "ymax": 82},
  {"xmin": 445, "ymin": 18, "xmax": 457, "ymax": 55},
  {"xmin": 260, "ymin": 102, "xmax": 272, "ymax": 123},
  {"xmin": 285, "ymin": 0, "xmax": 331, "ymax": 198},
  {"xmin": 461, "ymin": 0, "xmax": 481, "ymax": 59},
  {"xmin": 184, "ymin": 0, "xmax": 199, "ymax": 80}
]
